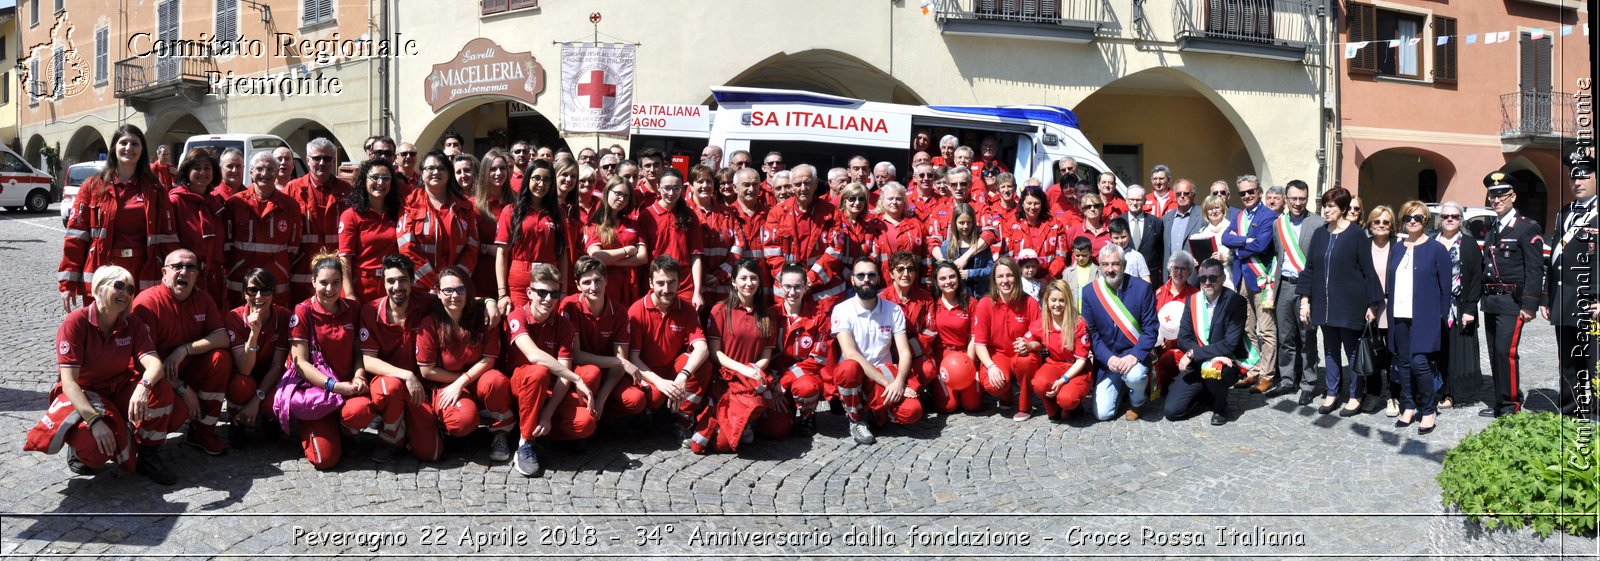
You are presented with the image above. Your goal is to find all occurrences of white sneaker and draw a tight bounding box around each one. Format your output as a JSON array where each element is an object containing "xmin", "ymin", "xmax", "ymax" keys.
[
  {"xmin": 848, "ymin": 421, "xmax": 876, "ymax": 445},
  {"xmin": 1384, "ymin": 398, "xmax": 1401, "ymax": 417}
]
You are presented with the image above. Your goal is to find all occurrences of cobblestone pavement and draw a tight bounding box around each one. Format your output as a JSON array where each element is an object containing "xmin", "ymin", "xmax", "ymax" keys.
[{"xmin": 0, "ymin": 208, "xmax": 1595, "ymax": 559}]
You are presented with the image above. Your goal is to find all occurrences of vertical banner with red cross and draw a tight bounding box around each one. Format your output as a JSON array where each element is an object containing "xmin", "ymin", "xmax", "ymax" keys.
[{"xmin": 560, "ymin": 42, "xmax": 635, "ymax": 134}]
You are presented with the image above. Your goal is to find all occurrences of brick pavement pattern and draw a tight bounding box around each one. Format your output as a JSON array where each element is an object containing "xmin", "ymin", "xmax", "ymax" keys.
[{"xmin": 0, "ymin": 210, "xmax": 1595, "ymax": 557}]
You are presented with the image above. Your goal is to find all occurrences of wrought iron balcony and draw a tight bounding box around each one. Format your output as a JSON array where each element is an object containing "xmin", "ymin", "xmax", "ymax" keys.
[
  {"xmin": 1500, "ymin": 90, "xmax": 1579, "ymax": 148},
  {"xmin": 1174, "ymin": 0, "xmax": 1319, "ymax": 62},
  {"xmin": 934, "ymin": 0, "xmax": 1106, "ymax": 43},
  {"xmin": 114, "ymin": 55, "xmax": 216, "ymax": 109}
]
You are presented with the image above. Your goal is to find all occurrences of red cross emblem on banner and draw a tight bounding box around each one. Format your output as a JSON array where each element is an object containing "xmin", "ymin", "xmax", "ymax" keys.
[{"xmin": 577, "ymin": 69, "xmax": 616, "ymax": 109}]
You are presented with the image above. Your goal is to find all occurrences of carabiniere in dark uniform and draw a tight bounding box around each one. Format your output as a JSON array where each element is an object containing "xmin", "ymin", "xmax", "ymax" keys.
[
  {"xmin": 1479, "ymin": 171, "xmax": 1545, "ymax": 418},
  {"xmin": 1543, "ymin": 150, "xmax": 1599, "ymax": 418}
]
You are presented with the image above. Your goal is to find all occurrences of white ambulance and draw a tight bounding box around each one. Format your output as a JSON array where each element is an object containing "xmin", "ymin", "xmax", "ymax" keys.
[
  {"xmin": 0, "ymin": 143, "xmax": 58, "ymax": 213},
  {"xmin": 702, "ymin": 86, "xmax": 1120, "ymax": 190}
]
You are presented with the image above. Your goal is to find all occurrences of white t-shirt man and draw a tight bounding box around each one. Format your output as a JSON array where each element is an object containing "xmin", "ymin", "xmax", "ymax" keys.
[{"xmin": 829, "ymin": 295, "xmax": 907, "ymax": 368}]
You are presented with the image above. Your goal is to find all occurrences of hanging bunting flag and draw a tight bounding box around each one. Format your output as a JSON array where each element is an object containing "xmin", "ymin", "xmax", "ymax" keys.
[
  {"xmin": 1436, "ymin": 36, "xmax": 1448, "ymax": 46},
  {"xmin": 1344, "ymin": 43, "xmax": 1362, "ymax": 58},
  {"xmin": 1562, "ymin": 25, "xmax": 1573, "ymax": 36},
  {"xmin": 1467, "ymin": 34, "xmax": 1478, "ymax": 44},
  {"xmin": 1484, "ymin": 33, "xmax": 1498, "ymax": 44},
  {"xmin": 1497, "ymin": 31, "xmax": 1511, "ymax": 42},
  {"xmin": 1407, "ymin": 37, "xmax": 1420, "ymax": 46},
  {"xmin": 1388, "ymin": 39, "xmax": 1400, "ymax": 48},
  {"xmin": 560, "ymin": 42, "xmax": 636, "ymax": 134},
  {"xmin": 1531, "ymin": 29, "xmax": 1546, "ymax": 40}
]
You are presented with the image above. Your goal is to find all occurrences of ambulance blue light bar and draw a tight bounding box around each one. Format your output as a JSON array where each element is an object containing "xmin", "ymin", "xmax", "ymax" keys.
[{"xmin": 926, "ymin": 105, "xmax": 1081, "ymax": 130}]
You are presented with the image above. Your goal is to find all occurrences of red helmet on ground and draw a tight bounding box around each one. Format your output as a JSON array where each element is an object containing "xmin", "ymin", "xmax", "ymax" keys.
[{"xmin": 939, "ymin": 352, "xmax": 976, "ymax": 392}]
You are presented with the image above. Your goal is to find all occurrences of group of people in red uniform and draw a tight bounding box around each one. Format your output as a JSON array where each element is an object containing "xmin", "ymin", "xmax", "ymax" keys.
[{"xmin": 27, "ymin": 124, "xmax": 1336, "ymax": 486}]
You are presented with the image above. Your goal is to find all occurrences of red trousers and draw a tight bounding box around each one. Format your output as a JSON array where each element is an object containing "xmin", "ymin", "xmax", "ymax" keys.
[
  {"xmin": 833, "ymin": 360, "xmax": 924, "ymax": 425},
  {"xmin": 507, "ymin": 259, "xmax": 536, "ymax": 309},
  {"xmin": 224, "ymin": 371, "xmax": 280, "ymax": 426},
  {"xmin": 776, "ymin": 359, "xmax": 827, "ymax": 419},
  {"xmin": 27, "ymin": 378, "xmax": 183, "ymax": 472},
  {"xmin": 688, "ymin": 366, "xmax": 795, "ymax": 454},
  {"xmin": 929, "ymin": 350, "xmax": 983, "ymax": 414},
  {"xmin": 173, "ymin": 349, "xmax": 232, "ymax": 430},
  {"xmin": 512, "ymin": 364, "xmax": 645, "ymax": 441},
  {"xmin": 980, "ymin": 352, "xmax": 1042, "ymax": 413},
  {"xmin": 1030, "ymin": 360, "xmax": 1093, "ymax": 418},
  {"xmin": 638, "ymin": 355, "xmax": 713, "ymax": 426}
]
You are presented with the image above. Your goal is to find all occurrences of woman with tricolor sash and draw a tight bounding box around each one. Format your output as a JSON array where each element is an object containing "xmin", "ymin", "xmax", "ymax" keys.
[{"xmin": 1296, "ymin": 188, "xmax": 1384, "ymax": 417}]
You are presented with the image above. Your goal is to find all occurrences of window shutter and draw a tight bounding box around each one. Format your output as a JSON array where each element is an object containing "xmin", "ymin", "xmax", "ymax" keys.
[
  {"xmin": 1431, "ymin": 16, "xmax": 1456, "ymax": 84},
  {"xmin": 95, "ymin": 28, "xmax": 108, "ymax": 84},
  {"xmin": 52, "ymin": 47, "xmax": 63, "ymax": 99},
  {"xmin": 217, "ymin": 0, "xmax": 237, "ymax": 53},
  {"xmin": 509, "ymin": 0, "xmax": 538, "ymax": 10},
  {"xmin": 482, "ymin": 0, "xmax": 508, "ymax": 15},
  {"xmin": 1347, "ymin": 2, "xmax": 1377, "ymax": 74}
]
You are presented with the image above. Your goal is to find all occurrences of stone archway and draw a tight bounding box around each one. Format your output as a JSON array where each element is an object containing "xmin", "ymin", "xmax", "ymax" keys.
[
  {"xmin": 414, "ymin": 96, "xmax": 562, "ymax": 157},
  {"xmin": 146, "ymin": 112, "xmax": 213, "ymax": 158},
  {"xmin": 1356, "ymin": 147, "xmax": 1457, "ymax": 214},
  {"xmin": 1073, "ymin": 67, "xmax": 1265, "ymax": 191},
  {"xmin": 64, "ymin": 126, "xmax": 107, "ymax": 166},
  {"xmin": 714, "ymin": 49, "xmax": 925, "ymax": 105},
  {"xmin": 270, "ymin": 117, "xmax": 348, "ymax": 160}
]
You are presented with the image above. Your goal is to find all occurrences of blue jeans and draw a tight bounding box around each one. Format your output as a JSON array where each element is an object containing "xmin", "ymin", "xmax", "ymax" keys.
[
  {"xmin": 1321, "ymin": 326, "xmax": 1360, "ymax": 399},
  {"xmin": 1389, "ymin": 318, "xmax": 1439, "ymax": 417},
  {"xmin": 1094, "ymin": 362, "xmax": 1149, "ymax": 420}
]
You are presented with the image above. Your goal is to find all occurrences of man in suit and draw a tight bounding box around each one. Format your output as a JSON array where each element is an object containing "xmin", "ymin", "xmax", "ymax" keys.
[
  {"xmin": 1122, "ymin": 184, "xmax": 1165, "ymax": 284},
  {"xmin": 1081, "ymin": 244, "xmax": 1160, "ymax": 421},
  {"xmin": 1165, "ymin": 258, "xmax": 1247, "ymax": 425},
  {"xmin": 1163, "ymin": 179, "xmax": 1205, "ymax": 279},
  {"xmin": 1542, "ymin": 151, "xmax": 1598, "ymax": 418},
  {"xmin": 1219, "ymin": 175, "xmax": 1279, "ymax": 393},
  {"xmin": 1267, "ymin": 180, "xmax": 1326, "ymax": 403}
]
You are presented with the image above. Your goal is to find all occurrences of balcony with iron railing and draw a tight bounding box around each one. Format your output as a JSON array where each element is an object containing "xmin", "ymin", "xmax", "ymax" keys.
[
  {"xmin": 114, "ymin": 55, "xmax": 216, "ymax": 109},
  {"xmin": 1501, "ymin": 90, "xmax": 1580, "ymax": 150},
  {"xmin": 1173, "ymin": 0, "xmax": 1319, "ymax": 62},
  {"xmin": 935, "ymin": 0, "xmax": 1107, "ymax": 43}
]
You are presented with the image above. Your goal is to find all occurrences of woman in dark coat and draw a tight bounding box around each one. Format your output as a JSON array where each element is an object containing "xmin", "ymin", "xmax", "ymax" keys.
[
  {"xmin": 1385, "ymin": 201, "xmax": 1452, "ymax": 435},
  {"xmin": 1297, "ymin": 187, "xmax": 1384, "ymax": 416},
  {"xmin": 1432, "ymin": 201, "xmax": 1483, "ymax": 409}
]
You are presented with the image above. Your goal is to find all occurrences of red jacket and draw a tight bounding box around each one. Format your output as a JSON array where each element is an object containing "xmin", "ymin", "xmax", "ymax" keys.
[
  {"xmin": 59, "ymin": 174, "xmax": 178, "ymax": 295},
  {"xmin": 283, "ymin": 174, "xmax": 353, "ymax": 285},
  {"xmin": 758, "ymin": 197, "xmax": 836, "ymax": 284},
  {"xmin": 221, "ymin": 187, "xmax": 303, "ymax": 296},
  {"xmin": 398, "ymin": 188, "xmax": 479, "ymax": 292},
  {"xmin": 693, "ymin": 201, "xmax": 747, "ymax": 296}
]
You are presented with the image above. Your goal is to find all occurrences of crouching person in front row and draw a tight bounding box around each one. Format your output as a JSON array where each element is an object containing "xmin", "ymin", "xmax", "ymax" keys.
[
  {"xmin": 507, "ymin": 263, "xmax": 601, "ymax": 477},
  {"xmin": 626, "ymin": 256, "xmax": 714, "ymax": 444},
  {"xmin": 832, "ymin": 257, "xmax": 923, "ymax": 446},
  {"xmin": 691, "ymin": 259, "xmax": 792, "ymax": 453}
]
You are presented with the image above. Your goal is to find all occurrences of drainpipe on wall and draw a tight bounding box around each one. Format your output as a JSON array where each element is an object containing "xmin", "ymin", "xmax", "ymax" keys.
[
  {"xmin": 1330, "ymin": 0, "xmax": 1343, "ymax": 191},
  {"xmin": 1317, "ymin": 1, "xmax": 1328, "ymax": 193},
  {"xmin": 379, "ymin": 0, "xmax": 390, "ymax": 138}
]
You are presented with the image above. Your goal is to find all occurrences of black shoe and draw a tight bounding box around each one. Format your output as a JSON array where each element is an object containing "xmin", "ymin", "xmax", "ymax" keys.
[
  {"xmin": 1477, "ymin": 408, "xmax": 1499, "ymax": 418},
  {"xmin": 827, "ymin": 397, "xmax": 845, "ymax": 416},
  {"xmin": 1338, "ymin": 405, "xmax": 1361, "ymax": 418},
  {"xmin": 1394, "ymin": 417, "xmax": 1413, "ymax": 428},
  {"xmin": 792, "ymin": 416, "xmax": 816, "ymax": 436},
  {"xmin": 1264, "ymin": 383, "xmax": 1295, "ymax": 398},
  {"xmin": 135, "ymin": 447, "xmax": 177, "ymax": 486},
  {"xmin": 1297, "ymin": 390, "xmax": 1316, "ymax": 406},
  {"xmin": 228, "ymin": 421, "xmax": 248, "ymax": 450},
  {"xmin": 67, "ymin": 452, "xmax": 97, "ymax": 476},
  {"xmin": 1210, "ymin": 413, "xmax": 1227, "ymax": 426},
  {"xmin": 1417, "ymin": 423, "xmax": 1436, "ymax": 435},
  {"xmin": 1317, "ymin": 402, "xmax": 1337, "ymax": 415}
]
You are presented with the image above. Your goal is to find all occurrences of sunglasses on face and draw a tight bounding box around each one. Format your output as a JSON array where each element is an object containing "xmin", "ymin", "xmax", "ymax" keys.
[
  {"xmin": 398, "ymin": 151, "xmax": 417, "ymax": 157},
  {"xmin": 110, "ymin": 280, "xmax": 135, "ymax": 294},
  {"xmin": 532, "ymin": 288, "xmax": 562, "ymax": 300},
  {"xmin": 372, "ymin": 150, "xmax": 394, "ymax": 158},
  {"xmin": 1175, "ymin": 191, "xmax": 1194, "ymax": 197},
  {"xmin": 1439, "ymin": 214, "xmax": 1461, "ymax": 221},
  {"xmin": 845, "ymin": 196, "xmax": 866, "ymax": 202},
  {"xmin": 1371, "ymin": 219, "xmax": 1391, "ymax": 226},
  {"xmin": 853, "ymin": 272, "xmax": 880, "ymax": 280},
  {"xmin": 166, "ymin": 262, "xmax": 200, "ymax": 272},
  {"xmin": 1403, "ymin": 214, "xmax": 1426, "ymax": 224},
  {"xmin": 512, "ymin": 149, "xmax": 527, "ymax": 154},
  {"xmin": 244, "ymin": 286, "xmax": 272, "ymax": 296},
  {"xmin": 1238, "ymin": 188, "xmax": 1260, "ymax": 196},
  {"xmin": 765, "ymin": 160, "xmax": 783, "ymax": 166},
  {"xmin": 310, "ymin": 156, "xmax": 334, "ymax": 163},
  {"xmin": 1350, "ymin": 207, "xmax": 1363, "ymax": 213},
  {"xmin": 1197, "ymin": 274, "xmax": 1222, "ymax": 284},
  {"xmin": 1081, "ymin": 204, "xmax": 1103, "ymax": 210}
]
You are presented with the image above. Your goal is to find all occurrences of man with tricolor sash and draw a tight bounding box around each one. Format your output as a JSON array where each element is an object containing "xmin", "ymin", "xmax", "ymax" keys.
[
  {"xmin": 1165, "ymin": 258, "xmax": 1248, "ymax": 425},
  {"xmin": 1080, "ymin": 244, "xmax": 1160, "ymax": 421},
  {"xmin": 1267, "ymin": 181, "xmax": 1324, "ymax": 404},
  {"xmin": 1218, "ymin": 175, "xmax": 1279, "ymax": 394}
]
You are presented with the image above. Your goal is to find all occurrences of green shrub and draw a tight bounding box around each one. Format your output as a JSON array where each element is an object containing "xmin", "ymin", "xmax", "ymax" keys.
[{"xmin": 1438, "ymin": 412, "xmax": 1599, "ymax": 538}]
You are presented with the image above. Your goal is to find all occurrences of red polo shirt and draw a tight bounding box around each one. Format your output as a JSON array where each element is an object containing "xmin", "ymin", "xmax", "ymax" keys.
[
  {"xmin": 415, "ymin": 316, "xmax": 501, "ymax": 372},
  {"xmin": 338, "ymin": 207, "xmax": 400, "ymax": 278},
  {"xmin": 56, "ymin": 307, "xmax": 157, "ymax": 388},
  {"xmin": 289, "ymin": 297, "xmax": 361, "ymax": 377},
  {"xmin": 130, "ymin": 287, "xmax": 225, "ymax": 354},
  {"xmin": 223, "ymin": 303, "xmax": 291, "ymax": 355},
  {"xmin": 637, "ymin": 202, "xmax": 705, "ymax": 298},
  {"xmin": 627, "ymin": 295, "xmax": 705, "ymax": 368},
  {"xmin": 706, "ymin": 302, "xmax": 773, "ymax": 366},
  {"xmin": 926, "ymin": 298, "xmax": 975, "ymax": 355},
  {"xmin": 973, "ymin": 294, "xmax": 1040, "ymax": 357},
  {"xmin": 558, "ymin": 293, "xmax": 630, "ymax": 357},
  {"xmin": 504, "ymin": 303, "xmax": 575, "ymax": 370},
  {"xmin": 495, "ymin": 205, "xmax": 561, "ymax": 264},
  {"xmin": 359, "ymin": 293, "xmax": 437, "ymax": 372},
  {"xmin": 1028, "ymin": 316, "xmax": 1091, "ymax": 364}
]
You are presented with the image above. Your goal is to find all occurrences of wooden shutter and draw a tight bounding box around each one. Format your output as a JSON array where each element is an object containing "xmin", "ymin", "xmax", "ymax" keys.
[
  {"xmin": 1347, "ymin": 2, "xmax": 1377, "ymax": 74},
  {"xmin": 482, "ymin": 0, "xmax": 508, "ymax": 15},
  {"xmin": 509, "ymin": 0, "xmax": 538, "ymax": 10},
  {"xmin": 1432, "ymin": 16, "xmax": 1456, "ymax": 83}
]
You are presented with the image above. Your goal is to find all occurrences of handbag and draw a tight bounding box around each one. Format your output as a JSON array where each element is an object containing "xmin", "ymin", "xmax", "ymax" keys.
[
  {"xmin": 273, "ymin": 315, "xmax": 346, "ymax": 432},
  {"xmin": 1350, "ymin": 322, "xmax": 1381, "ymax": 378}
]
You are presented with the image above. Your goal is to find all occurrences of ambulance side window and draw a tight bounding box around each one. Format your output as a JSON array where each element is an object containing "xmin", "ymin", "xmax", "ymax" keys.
[{"xmin": 0, "ymin": 152, "xmax": 27, "ymax": 172}]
